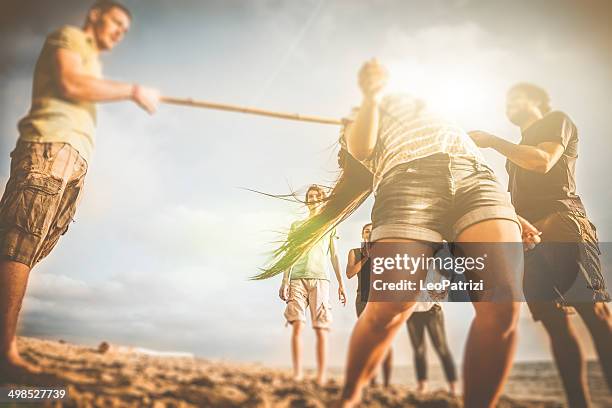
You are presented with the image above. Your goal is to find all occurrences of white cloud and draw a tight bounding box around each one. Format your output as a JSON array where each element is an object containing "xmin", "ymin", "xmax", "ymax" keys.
[{"xmin": 28, "ymin": 273, "xmax": 92, "ymax": 301}]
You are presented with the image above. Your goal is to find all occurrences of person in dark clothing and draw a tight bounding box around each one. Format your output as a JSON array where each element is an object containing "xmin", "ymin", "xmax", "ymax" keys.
[
  {"xmin": 469, "ymin": 83, "xmax": 612, "ymax": 408},
  {"xmin": 407, "ymin": 303, "xmax": 457, "ymax": 396},
  {"xmin": 345, "ymin": 223, "xmax": 392, "ymax": 387}
]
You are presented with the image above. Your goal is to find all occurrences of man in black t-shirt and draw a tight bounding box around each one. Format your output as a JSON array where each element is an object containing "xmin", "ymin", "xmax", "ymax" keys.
[
  {"xmin": 469, "ymin": 83, "xmax": 611, "ymax": 407},
  {"xmin": 506, "ymin": 109, "xmax": 580, "ymax": 221}
]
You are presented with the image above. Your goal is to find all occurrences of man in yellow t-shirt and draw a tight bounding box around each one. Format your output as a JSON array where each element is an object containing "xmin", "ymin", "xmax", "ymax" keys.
[{"xmin": 0, "ymin": 1, "xmax": 160, "ymax": 381}]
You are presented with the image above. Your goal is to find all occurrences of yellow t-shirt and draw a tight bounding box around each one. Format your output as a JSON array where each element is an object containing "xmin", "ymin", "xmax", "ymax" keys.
[{"xmin": 18, "ymin": 25, "xmax": 102, "ymax": 164}]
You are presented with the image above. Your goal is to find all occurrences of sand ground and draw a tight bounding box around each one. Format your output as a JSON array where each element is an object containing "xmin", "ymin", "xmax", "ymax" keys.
[{"xmin": 0, "ymin": 337, "xmax": 566, "ymax": 407}]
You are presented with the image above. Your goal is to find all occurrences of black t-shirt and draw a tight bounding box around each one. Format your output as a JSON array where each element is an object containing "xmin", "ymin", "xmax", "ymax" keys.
[
  {"xmin": 353, "ymin": 247, "xmax": 371, "ymax": 302},
  {"xmin": 506, "ymin": 111, "xmax": 584, "ymax": 222}
]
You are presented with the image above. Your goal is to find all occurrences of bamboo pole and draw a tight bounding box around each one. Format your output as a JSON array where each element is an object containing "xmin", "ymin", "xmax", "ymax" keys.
[{"xmin": 161, "ymin": 96, "xmax": 344, "ymax": 126}]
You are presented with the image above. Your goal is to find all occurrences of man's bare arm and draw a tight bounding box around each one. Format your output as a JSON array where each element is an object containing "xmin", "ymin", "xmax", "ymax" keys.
[
  {"xmin": 329, "ymin": 238, "xmax": 347, "ymax": 305},
  {"xmin": 55, "ymin": 48, "xmax": 159, "ymax": 113},
  {"xmin": 469, "ymin": 131, "xmax": 564, "ymax": 174},
  {"xmin": 491, "ymin": 138, "xmax": 564, "ymax": 174},
  {"xmin": 279, "ymin": 267, "xmax": 291, "ymax": 301},
  {"xmin": 330, "ymin": 239, "xmax": 343, "ymax": 286}
]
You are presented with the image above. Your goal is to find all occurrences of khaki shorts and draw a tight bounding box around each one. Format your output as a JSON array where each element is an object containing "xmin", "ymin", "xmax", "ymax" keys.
[
  {"xmin": 284, "ymin": 279, "xmax": 332, "ymax": 329},
  {"xmin": 0, "ymin": 142, "xmax": 87, "ymax": 267},
  {"xmin": 525, "ymin": 210, "xmax": 610, "ymax": 321}
]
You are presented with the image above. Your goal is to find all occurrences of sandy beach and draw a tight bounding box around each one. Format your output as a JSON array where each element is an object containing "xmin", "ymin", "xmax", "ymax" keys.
[{"xmin": 0, "ymin": 337, "xmax": 572, "ymax": 407}]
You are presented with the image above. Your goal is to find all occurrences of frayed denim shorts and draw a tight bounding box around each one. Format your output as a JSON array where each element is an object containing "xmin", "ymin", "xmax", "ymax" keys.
[{"xmin": 371, "ymin": 153, "xmax": 520, "ymax": 242}]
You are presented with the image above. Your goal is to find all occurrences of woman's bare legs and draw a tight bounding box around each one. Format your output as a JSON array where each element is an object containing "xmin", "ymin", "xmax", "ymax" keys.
[
  {"xmin": 338, "ymin": 218, "xmax": 521, "ymax": 407},
  {"xmin": 456, "ymin": 219, "xmax": 523, "ymax": 408},
  {"xmin": 339, "ymin": 239, "xmax": 432, "ymax": 406},
  {"xmin": 462, "ymin": 302, "xmax": 520, "ymax": 407},
  {"xmin": 367, "ymin": 348, "xmax": 392, "ymax": 387},
  {"xmin": 339, "ymin": 301, "xmax": 415, "ymax": 406}
]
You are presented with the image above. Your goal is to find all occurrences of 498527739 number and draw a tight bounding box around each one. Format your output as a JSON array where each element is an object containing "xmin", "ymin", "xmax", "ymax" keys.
[{"xmin": 1, "ymin": 388, "xmax": 67, "ymax": 402}]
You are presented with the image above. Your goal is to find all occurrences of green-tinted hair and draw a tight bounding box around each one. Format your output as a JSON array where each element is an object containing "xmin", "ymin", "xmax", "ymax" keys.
[{"xmin": 251, "ymin": 150, "xmax": 373, "ymax": 280}]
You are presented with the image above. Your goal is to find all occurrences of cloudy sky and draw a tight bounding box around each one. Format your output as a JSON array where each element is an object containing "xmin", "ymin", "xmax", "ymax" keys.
[{"xmin": 2, "ymin": 0, "xmax": 611, "ymax": 370}]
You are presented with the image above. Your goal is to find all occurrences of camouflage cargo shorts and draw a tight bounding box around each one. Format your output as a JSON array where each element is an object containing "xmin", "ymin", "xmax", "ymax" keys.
[{"xmin": 0, "ymin": 142, "xmax": 87, "ymax": 267}]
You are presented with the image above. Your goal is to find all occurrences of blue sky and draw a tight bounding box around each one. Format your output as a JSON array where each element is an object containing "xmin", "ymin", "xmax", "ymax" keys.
[{"xmin": 1, "ymin": 0, "xmax": 611, "ymax": 368}]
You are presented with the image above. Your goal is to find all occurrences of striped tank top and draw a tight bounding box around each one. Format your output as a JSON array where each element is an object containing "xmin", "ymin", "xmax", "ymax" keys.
[{"xmin": 340, "ymin": 93, "xmax": 485, "ymax": 191}]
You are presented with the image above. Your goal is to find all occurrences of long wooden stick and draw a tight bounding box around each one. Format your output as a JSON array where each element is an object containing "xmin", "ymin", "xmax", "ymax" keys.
[{"xmin": 161, "ymin": 96, "xmax": 343, "ymax": 126}]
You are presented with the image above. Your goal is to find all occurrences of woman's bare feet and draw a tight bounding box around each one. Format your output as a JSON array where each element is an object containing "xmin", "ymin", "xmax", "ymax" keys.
[
  {"xmin": 316, "ymin": 373, "xmax": 326, "ymax": 386},
  {"xmin": 331, "ymin": 396, "xmax": 360, "ymax": 408}
]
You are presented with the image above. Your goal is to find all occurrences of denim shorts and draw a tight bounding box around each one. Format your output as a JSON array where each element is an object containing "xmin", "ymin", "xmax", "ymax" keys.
[{"xmin": 371, "ymin": 153, "xmax": 520, "ymax": 242}]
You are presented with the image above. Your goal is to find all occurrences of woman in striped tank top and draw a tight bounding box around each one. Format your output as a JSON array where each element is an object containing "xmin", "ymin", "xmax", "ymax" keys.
[{"xmin": 335, "ymin": 59, "xmax": 530, "ymax": 408}]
